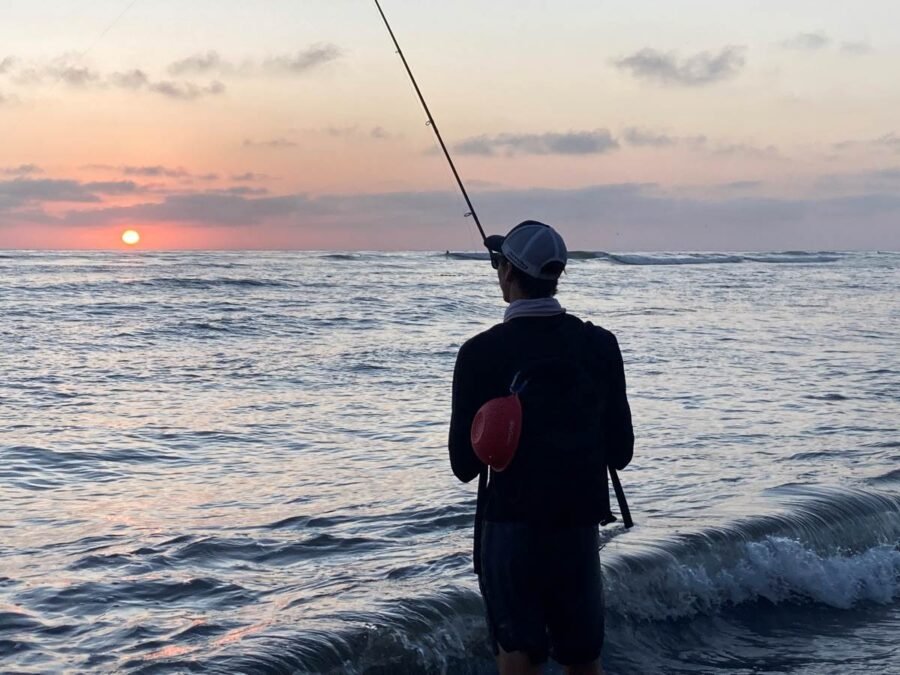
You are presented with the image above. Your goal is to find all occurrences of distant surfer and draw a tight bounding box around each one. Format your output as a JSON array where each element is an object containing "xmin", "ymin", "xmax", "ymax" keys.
[{"xmin": 449, "ymin": 221, "xmax": 634, "ymax": 675}]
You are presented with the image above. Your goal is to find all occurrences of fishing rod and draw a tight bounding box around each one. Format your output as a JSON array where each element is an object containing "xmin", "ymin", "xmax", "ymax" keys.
[
  {"xmin": 376, "ymin": 2, "xmax": 633, "ymax": 529},
  {"xmin": 373, "ymin": 0, "xmax": 487, "ymax": 244}
]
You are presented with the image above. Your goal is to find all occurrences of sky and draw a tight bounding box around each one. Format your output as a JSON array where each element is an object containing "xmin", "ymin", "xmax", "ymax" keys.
[{"xmin": 1, "ymin": 0, "xmax": 899, "ymax": 250}]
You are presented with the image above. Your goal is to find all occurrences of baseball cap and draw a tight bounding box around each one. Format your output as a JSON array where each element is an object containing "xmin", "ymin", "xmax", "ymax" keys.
[{"xmin": 484, "ymin": 220, "xmax": 568, "ymax": 280}]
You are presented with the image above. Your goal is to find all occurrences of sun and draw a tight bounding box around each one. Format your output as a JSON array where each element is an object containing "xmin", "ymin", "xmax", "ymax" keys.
[{"xmin": 121, "ymin": 229, "xmax": 141, "ymax": 246}]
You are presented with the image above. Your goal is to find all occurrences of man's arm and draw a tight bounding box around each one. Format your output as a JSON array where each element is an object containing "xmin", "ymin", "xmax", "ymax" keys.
[
  {"xmin": 602, "ymin": 331, "xmax": 634, "ymax": 470},
  {"xmin": 448, "ymin": 340, "xmax": 485, "ymax": 483}
]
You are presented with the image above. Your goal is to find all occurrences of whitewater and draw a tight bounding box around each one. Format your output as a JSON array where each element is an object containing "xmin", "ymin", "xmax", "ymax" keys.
[{"xmin": 1, "ymin": 250, "xmax": 898, "ymax": 674}]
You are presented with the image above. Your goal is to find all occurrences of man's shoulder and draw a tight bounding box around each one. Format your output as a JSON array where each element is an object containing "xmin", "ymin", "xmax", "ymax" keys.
[{"xmin": 459, "ymin": 321, "xmax": 509, "ymax": 356}]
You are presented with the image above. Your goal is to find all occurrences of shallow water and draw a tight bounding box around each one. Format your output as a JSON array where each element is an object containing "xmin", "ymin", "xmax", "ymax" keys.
[{"xmin": 1, "ymin": 250, "xmax": 898, "ymax": 674}]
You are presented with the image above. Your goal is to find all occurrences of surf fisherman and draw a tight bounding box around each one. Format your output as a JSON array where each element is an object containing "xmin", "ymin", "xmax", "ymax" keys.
[{"xmin": 449, "ymin": 220, "xmax": 634, "ymax": 675}]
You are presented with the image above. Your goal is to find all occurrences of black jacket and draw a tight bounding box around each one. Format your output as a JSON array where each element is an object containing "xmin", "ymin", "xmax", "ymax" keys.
[{"xmin": 448, "ymin": 313, "xmax": 633, "ymax": 573}]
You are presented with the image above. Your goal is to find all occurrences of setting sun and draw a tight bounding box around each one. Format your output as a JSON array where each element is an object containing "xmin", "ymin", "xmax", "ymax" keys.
[{"xmin": 121, "ymin": 230, "xmax": 141, "ymax": 246}]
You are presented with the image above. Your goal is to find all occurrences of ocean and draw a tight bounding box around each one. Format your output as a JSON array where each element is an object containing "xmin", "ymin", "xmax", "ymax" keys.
[{"xmin": 1, "ymin": 250, "xmax": 898, "ymax": 674}]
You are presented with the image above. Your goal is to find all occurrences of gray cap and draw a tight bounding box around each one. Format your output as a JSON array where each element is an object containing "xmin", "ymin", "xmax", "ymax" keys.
[{"xmin": 485, "ymin": 220, "xmax": 568, "ymax": 280}]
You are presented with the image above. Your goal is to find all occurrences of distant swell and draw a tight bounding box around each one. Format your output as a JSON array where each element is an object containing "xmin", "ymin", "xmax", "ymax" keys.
[
  {"xmin": 445, "ymin": 251, "xmax": 844, "ymax": 266},
  {"xmin": 130, "ymin": 277, "xmax": 289, "ymax": 289}
]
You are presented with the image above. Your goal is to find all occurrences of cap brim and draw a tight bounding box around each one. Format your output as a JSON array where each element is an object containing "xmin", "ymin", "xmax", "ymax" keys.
[{"xmin": 484, "ymin": 234, "xmax": 505, "ymax": 252}]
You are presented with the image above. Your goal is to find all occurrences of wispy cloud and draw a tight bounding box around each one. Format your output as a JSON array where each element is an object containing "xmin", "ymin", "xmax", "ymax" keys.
[
  {"xmin": 833, "ymin": 132, "xmax": 900, "ymax": 154},
  {"xmin": 166, "ymin": 45, "xmax": 342, "ymax": 77},
  {"xmin": 781, "ymin": 32, "xmax": 831, "ymax": 50},
  {"xmin": 60, "ymin": 192, "xmax": 306, "ymax": 227},
  {"xmin": 454, "ymin": 130, "xmax": 619, "ymax": 156},
  {"xmin": 612, "ymin": 46, "xmax": 746, "ymax": 86},
  {"xmin": 622, "ymin": 127, "xmax": 780, "ymax": 158},
  {"xmin": 12, "ymin": 62, "xmax": 102, "ymax": 87},
  {"xmin": 622, "ymin": 128, "xmax": 679, "ymax": 147},
  {"xmin": 168, "ymin": 51, "xmax": 231, "ymax": 76},
  {"xmin": 108, "ymin": 69, "xmax": 226, "ymax": 99},
  {"xmin": 1, "ymin": 164, "xmax": 42, "ymax": 176},
  {"xmin": 213, "ymin": 186, "xmax": 270, "ymax": 197},
  {"xmin": 83, "ymin": 181, "xmax": 141, "ymax": 195},
  {"xmin": 0, "ymin": 178, "xmax": 101, "ymax": 209},
  {"xmin": 243, "ymin": 138, "xmax": 299, "ymax": 149},
  {"xmin": 262, "ymin": 45, "xmax": 342, "ymax": 74},
  {"xmin": 231, "ymin": 172, "xmax": 271, "ymax": 182},
  {"xmin": 108, "ymin": 69, "xmax": 150, "ymax": 89},
  {"xmin": 147, "ymin": 80, "xmax": 225, "ymax": 100},
  {"xmin": 2, "ymin": 56, "xmax": 224, "ymax": 101},
  {"xmin": 840, "ymin": 41, "xmax": 874, "ymax": 55},
  {"xmin": 83, "ymin": 165, "xmax": 225, "ymax": 182},
  {"xmin": 122, "ymin": 165, "xmax": 191, "ymax": 178},
  {"xmin": 0, "ymin": 56, "xmax": 16, "ymax": 74},
  {"xmin": 780, "ymin": 33, "xmax": 873, "ymax": 56}
]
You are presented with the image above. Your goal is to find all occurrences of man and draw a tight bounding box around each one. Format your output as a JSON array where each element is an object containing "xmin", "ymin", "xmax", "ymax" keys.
[{"xmin": 448, "ymin": 221, "xmax": 634, "ymax": 675}]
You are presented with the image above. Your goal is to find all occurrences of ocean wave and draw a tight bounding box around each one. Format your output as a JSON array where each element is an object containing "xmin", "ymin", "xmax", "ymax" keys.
[
  {"xmin": 604, "ymin": 486, "xmax": 900, "ymax": 622},
  {"xmin": 196, "ymin": 588, "xmax": 490, "ymax": 675},
  {"xmin": 606, "ymin": 537, "xmax": 899, "ymax": 622}
]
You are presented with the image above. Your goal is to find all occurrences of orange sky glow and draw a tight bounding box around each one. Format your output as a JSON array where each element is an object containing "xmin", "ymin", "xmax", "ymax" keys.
[{"xmin": 1, "ymin": 1, "xmax": 899, "ymax": 250}]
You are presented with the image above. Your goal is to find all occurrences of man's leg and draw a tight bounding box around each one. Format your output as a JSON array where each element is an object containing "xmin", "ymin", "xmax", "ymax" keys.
[
  {"xmin": 564, "ymin": 660, "xmax": 605, "ymax": 675},
  {"xmin": 497, "ymin": 646, "xmax": 543, "ymax": 675}
]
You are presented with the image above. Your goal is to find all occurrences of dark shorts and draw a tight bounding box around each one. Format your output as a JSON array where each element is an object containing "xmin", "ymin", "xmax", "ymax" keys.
[{"xmin": 478, "ymin": 521, "xmax": 605, "ymax": 666}]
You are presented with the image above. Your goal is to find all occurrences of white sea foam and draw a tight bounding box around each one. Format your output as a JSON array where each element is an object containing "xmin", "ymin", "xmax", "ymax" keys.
[{"xmin": 606, "ymin": 536, "xmax": 900, "ymax": 621}]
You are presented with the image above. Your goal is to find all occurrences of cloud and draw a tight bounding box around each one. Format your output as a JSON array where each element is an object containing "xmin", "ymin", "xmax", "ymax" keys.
[
  {"xmin": 12, "ymin": 61, "xmax": 102, "ymax": 87},
  {"xmin": 3, "ymin": 56, "xmax": 223, "ymax": 101},
  {"xmin": 622, "ymin": 128, "xmax": 780, "ymax": 158},
  {"xmin": 60, "ymin": 192, "xmax": 306, "ymax": 227},
  {"xmin": 121, "ymin": 165, "xmax": 191, "ymax": 178},
  {"xmin": 718, "ymin": 180, "xmax": 764, "ymax": 191},
  {"xmin": 109, "ymin": 69, "xmax": 150, "ymax": 89},
  {"xmin": 166, "ymin": 44, "xmax": 342, "ymax": 77},
  {"xmin": 214, "ymin": 186, "xmax": 270, "ymax": 196},
  {"xmin": 623, "ymin": 128, "xmax": 678, "ymax": 147},
  {"xmin": 840, "ymin": 41, "xmax": 874, "ymax": 55},
  {"xmin": 781, "ymin": 32, "xmax": 831, "ymax": 50},
  {"xmin": 168, "ymin": 51, "xmax": 230, "ymax": 76},
  {"xmin": 231, "ymin": 172, "xmax": 271, "ymax": 182},
  {"xmin": 2, "ymin": 164, "xmax": 42, "ymax": 176},
  {"xmin": 0, "ymin": 56, "xmax": 15, "ymax": 74},
  {"xmin": 371, "ymin": 126, "xmax": 392, "ymax": 140},
  {"xmin": 262, "ymin": 45, "xmax": 342, "ymax": 74},
  {"xmin": 833, "ymin": 132, "xmax": 900, "ymax": 154},
  {"xmin": 454, "ymin": 130, "xmax": 619, "ymax": 156},
  {"xmin": 0, "ymin": 178, "xmax": 101, "ymax": 210},
  {"xmin": 83, "ymin": 181, "xmax": 141, "ymax": 195},
  {"xmin": 712, "ymin": 142, "xmax": 781, "ymax": 159},
  {"xmin": 817, "ymin": 167, "xmax": 900, "ymax": 193},
  {"xmin": 147, "ymin": 80, "xmax": 225, "ymax": 100},
  {"xmin": 875, "ymin": 133, "xmax": 900, "ymax": 152},
  {"xmin": 612, "ymin": 46, "xmax": 746, "ymax": 86},
  {"xmin": 243, "ymin": 138, "xmax": 298, "ymax": 149},
  {"xmin": 324, "ymin": 126, "xmax": 358, "ymax": 138}
]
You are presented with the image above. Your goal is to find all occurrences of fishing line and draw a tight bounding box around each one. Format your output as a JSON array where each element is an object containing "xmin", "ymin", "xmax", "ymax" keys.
[
  {"xmin": 43, "ymin": 0, "xmax": 141, "ymax": 91},
  {"xmin": 80, "ymin": 0, "xmax": 142, "ymax": 61},
  {"xmin": 373, "ymin": 0, "xmax": 487, "ymax": 246}
]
